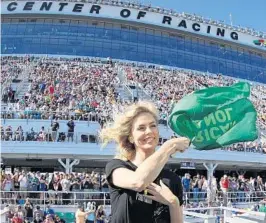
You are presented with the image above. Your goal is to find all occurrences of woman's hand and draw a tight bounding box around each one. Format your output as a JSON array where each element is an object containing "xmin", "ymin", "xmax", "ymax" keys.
[
  {"xmin": 160, "ymin": 137, "xmax": 190, "ymax": 156},
  {"xmin": 144, "ymin": 180, "xmax": 180, "ymax": 207}
]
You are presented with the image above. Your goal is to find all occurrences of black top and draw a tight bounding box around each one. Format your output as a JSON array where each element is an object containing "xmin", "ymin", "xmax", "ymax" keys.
[
  {"xmin": 83, "ymin": 179, "xmax": 94, "ymax": 189},
  {"xmin": 105, "ymin": 159, "xmax": 183, "ymax": 223},
  {"xmin": 51, "ymin": 121, "xmax": 59, "ymax": 131},
  {"xmin": 25, "ymin": 206, "xmax": 33, "ymax": 218},
  {"xmin": 67, "ymin": 120, "xmax": 75, "ymax": 132}
]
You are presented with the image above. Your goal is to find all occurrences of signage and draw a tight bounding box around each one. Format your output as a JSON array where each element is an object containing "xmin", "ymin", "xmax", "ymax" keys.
[
  {"xmin": 180, "ymin": 162, "xmax": 195, "ymax": 169},
  {"xmin": 253, "ymin": 39, "xmax": 266, "ymax": 48},
  {"xmin": 4, "ymin": 167, "xmax": 12, "ymax": 174},
  {"xmin": 1, "ymin": 1, "xmax": 266, "ymax": 51}
]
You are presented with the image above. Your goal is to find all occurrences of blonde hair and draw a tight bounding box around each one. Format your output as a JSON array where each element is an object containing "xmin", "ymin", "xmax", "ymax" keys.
[{"xmin": 100, "ymin": 101, "xmax": 159, "ymax": 160}]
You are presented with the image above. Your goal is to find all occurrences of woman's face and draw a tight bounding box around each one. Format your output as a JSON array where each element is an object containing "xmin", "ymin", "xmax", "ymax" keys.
[{"xmin": 131, "ymin": 112, "xmax": 159, "ymax": 152}]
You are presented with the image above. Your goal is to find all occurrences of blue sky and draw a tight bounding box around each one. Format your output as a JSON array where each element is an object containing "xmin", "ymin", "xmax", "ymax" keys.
[{"xmin": 140, "ymin": 0, "xmax": 265, "ymax": 32}]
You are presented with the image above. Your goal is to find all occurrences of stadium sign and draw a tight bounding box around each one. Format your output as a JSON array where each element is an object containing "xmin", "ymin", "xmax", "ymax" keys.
[
  {"xmin": 253, "ymin": 39, "xmax": 266, "ymax": 48},
  {"xmin": 2, "ymin": 1, "xmax": 266, "ymax": 50},
  {"xmin": 180, "ymin": 162, "xmax": 195, "ymax": 169}
]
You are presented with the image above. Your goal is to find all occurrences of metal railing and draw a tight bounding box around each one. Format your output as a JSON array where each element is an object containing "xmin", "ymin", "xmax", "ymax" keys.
[
  {"xmin": 1, "ymin": 129, "xmax": 266, "ymax": 154},
  {"xmin": 1, "ymin": 130, "xmax": 171, "ymax": 146},
  {"xmin": 183, "ymin": 191, "xmax": 266, "ymax": 206},
  {"xmin": 1, "ymin": 191, "xmax": 265, "ymax": 223},
  {"xmin": 1, "ymin": 110, "xmax": 109, "ymax": 123},
  {"xmin": 1, "ymin": 191, "xmax": 265, "ymax": 207},
  {"xmin": 1, "ymin": 131, "xmax": 99, "ymax": 144},
  {"xmin": 1, "ymin": 191, "xmax": 109, "ymax": 208}
]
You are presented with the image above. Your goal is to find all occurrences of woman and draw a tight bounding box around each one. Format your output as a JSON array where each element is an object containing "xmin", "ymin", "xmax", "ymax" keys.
[
  {"xmin": 95, "ymin": 205, "xmax": 105, "ymax": 223},
  {"xmin": 86, "ymin": 202, "xmax": 96, "ymax": 223},
  {"xmin": 101, "ymin": 101, "xmax": 189, "ymax": 223},
  {"xmin": 2, "ymin": 173, "xmax": 13, "ymax": 203},
  {"xmin": 39, "ymin": 175, "xmax": 47, "ymax": 202},
  {"xmin": 43, "ymin": 214, "xmax": 55, "ymax": 223},
  {"xmin": 48, "ymin": 174, "xmax": 56, "ymax": 204}
]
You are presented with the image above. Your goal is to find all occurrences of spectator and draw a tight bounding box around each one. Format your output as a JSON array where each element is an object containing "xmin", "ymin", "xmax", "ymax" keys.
[
  {"xmin": 220, "ymin": 175, "xmax": 229, "ymax": 193},
  {"xmin": 28, "ymin": 172, "xmax": 40, "ymax": 199},
  {"xmin": 71, "ymin": 173, "xmax": 82, "ymax": 204},
  {"xmin": 19, "ymin": 171, "xmax": 28, "ymax": 199},
  {"xmin": 53, "ymin": 178, "xmax": 63, "ymax": 205},
  {"xmin": 24, "ymin": 199, "xmax": 34, "ymax": 222},
  {"xmin": 13, "ymin": 172, "xmax": 20, "ymax": 194},
  {"xmin": 85, "ymin": 202, "xmax": 96, "ymax": 223},
  {"xmin": 67, "ymin": 116, "xmax": 75, "ymax": 142},
  {"xmin": 83, "ymin": 174, "xmax": 94, "ymax": 200},
  {"xmin": 14, "ymin": 126, "xmax": 23, "ymax": 141},
  {"xmin": 182, "ymin": 173, "xmax": 191, "ymax": 193},
  {"xmin": 61, "ymin": 174, "xmax": 71, "ymax": 205},
  {"xmin": 33, "ymin": 213, "xmax": 43, "ymax": 223},
  {"xmin": 34, "ymin": 206, "xmax": 44, "ymax": 220},
  {"xmin": 51, "ymin": 118, "xmax": 60, "ymax": 142},
  {"xmin": 75, "ymin": 206, "xmax": 88, "ymax": 223},
  {"xmin": 4, "ymin": 205, "xmax": 14, "ymax": 223},
  {"xmin": 101, "ymin": 175, "xmax": 109, "ymax": 193},
  {"xmin": 48, "ymin": 175, "xmax": 56, "ymax": 205},
  {"xmin": 192, "ymin": 174, "xmax": 201, "ymax": 202},
  {"xmin": 11, "ymin": 213, "xmax": 23, "ymax": 223},
  {"xmin": 38, "ymin": 126, "xmax": 46, "ymax": 141},
  {"xmin": 220, "ymin": 175, "xmax": 229, "ymax": 203},
  {"xmin": 44, "ymin": 214, "xmax": 55, "ymax": 223},
  {"xmin": 45, "ymin": 205, "xmax": 55, "ymax": 217},
  {"xmin": 2, "ymin": 173, "xmax": 13, "ymax": 203},
  {"xmin": 95, "ymin": 205, "xmax": 106, "ymax": 223},
  {"xmin": 39, "ymin": 175, "xmax": 48, "ymax": 201},
  {"xmin": 16, "ymin": 205, "xmax": 25, "ymax": 221},
  {"xmin": 55, "ymin": 214, "xmax": 66, "ymax": 223},
  {"xmin": 238, "ymin": 175, "xmax": 246, "ymax": 202}
]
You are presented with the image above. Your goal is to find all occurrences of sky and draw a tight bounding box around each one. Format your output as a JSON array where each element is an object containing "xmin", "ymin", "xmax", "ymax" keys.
[{"xmin": 140, "ymin": 0, "xmax": 266, "ymax": 32}]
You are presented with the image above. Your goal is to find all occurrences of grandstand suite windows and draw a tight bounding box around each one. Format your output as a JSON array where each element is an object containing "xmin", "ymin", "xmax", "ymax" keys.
[{"xmin": 1, "ymin": 18, "xmax": 266, "ymax": 82}]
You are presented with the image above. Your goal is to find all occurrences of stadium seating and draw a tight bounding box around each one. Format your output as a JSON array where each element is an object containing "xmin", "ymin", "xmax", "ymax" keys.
[{"xmin": 1, "ymin": 56, "xmax": 266, "ymax": 154}]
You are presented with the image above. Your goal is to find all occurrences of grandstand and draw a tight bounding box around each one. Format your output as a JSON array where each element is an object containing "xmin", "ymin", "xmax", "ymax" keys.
[{"xmin": 1, "ymin": 0, "xmax": 266, "ymax": 222}]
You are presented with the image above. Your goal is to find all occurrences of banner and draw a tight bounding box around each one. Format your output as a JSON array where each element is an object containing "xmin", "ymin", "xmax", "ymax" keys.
[{"xmin": 168, "ymin": 82, "xmax": 258, "ymax": 150}]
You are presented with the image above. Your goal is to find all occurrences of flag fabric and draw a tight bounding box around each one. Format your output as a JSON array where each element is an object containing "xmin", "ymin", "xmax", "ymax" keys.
[{"xmin": 168, "ymin": 82, "xmax": 258, "ymax": 150}]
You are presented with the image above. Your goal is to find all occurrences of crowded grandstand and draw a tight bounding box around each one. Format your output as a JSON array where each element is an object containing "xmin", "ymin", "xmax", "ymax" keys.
[{"xmin": 1, "ymin": 0, "xmax": 266, "ymax": 222}]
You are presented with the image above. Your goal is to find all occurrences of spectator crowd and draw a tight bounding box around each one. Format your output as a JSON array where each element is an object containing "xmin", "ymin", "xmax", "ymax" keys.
[
  {"xmin": 1, "ymin": 57, "xmax": 266, "ymax": 154},
  {"xmin": 181, "ymin": 173, "xmax": 266, "ymax": 204},
  {"xmin": 1, "ymin": 168, "xmax": 266, "ymax": 222},
  {"xmin": 1, "ymin": 169, "xmax": 265, "ymax": 205},
  {"xmin": 1, "ymin": 170, "xmax": 109, "ymax": 206}
]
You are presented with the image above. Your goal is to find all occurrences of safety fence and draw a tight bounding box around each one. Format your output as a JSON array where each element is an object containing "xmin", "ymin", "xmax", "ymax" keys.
[
  {"xmin": 1, "ymin": 191, "xmax": 266, "ymax": 207},
  {"xmin": 1, "ymin": 191, "xmax": 266, "ymax": 223}
]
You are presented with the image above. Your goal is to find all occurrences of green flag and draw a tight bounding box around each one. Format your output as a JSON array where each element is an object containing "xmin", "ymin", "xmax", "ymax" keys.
[{"xmin": 168, "ymin": 82, "xmax": 258, "ymax": 150}]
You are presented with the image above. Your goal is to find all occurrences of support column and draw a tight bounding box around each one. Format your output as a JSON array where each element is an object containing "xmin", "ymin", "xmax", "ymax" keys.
[
  {"xmin": 69, "ymin": 159, "xmax": 80, "ymax": 173},
  {"xmin": 203, "ymin": 163, "xmax": 218, "ymax": 211},
  {"xmin": 203, "ymin": 163, "xmax": 218, "ymax": 181},
  {"xmin": 58, "ymin": 158, "xmax": 80, "ymax": 174}
]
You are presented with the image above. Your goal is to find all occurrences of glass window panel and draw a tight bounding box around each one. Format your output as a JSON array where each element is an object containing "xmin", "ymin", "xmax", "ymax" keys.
[
  {"xmin": 137, "ymin": 33, "xmax": 145, "ymax": 43},
  {"xmin": 161, "ymin": 36, "xmax": 168, "ymax": 46},
  {"xmin": 102, "ymin": 49, "xmax": 111, "ymax": 57},
  {"xmin": 137, "ymin": 45, "xmax": 145, "ymax": 53},
  {"xmin": 58, "ymin": 39, "xmax": 68, "ymax": 45},
  {"xmin": 130, "ymin": 32, "xmax": 137, "ymax": 43},
  {"xmin": 102, "ymin": 42, "xmax": 111, "ymax": 49},
  {"xmin": 146, "ymin": 47, "xmax": 154, "ymax": 54},
  {"xmin": 112, "ymin": 29, "xmax": 121, "ymax": 40},
  {"xmin": 121, "ymin": 31, "xmax": 130, "ymax": 41}
]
